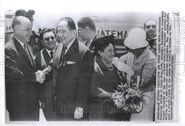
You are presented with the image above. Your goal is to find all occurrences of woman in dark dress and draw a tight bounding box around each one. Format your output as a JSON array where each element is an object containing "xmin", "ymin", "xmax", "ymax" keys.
[{"xmin": 89, "ymin": 35, "xmax": 130, "ymax": 121}]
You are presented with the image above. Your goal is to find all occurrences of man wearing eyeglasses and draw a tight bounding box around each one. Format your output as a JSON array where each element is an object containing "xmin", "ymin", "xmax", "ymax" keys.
[
  {"xmin": 144, "ymin": 18, "xmax": 157, "ymax": 55},
  {"xmin": 35, "ymin": 28, "xmax": 57, "ymax": 120},
  {"xmin": 53, "ymin": 17, "xmax": 93, "ymax": 120}
]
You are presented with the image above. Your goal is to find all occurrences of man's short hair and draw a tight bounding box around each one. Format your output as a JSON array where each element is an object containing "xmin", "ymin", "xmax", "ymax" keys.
[
  {"xmin": 144, "ymin": 18, "xmax": 157, "ymax": 28},
  {"xmin": 78, "ymin": 17, "xmax": 96, "ymax": 31},
  {"xmin": 58, "ymin": 17, "xmax": 76, "ymax": 31}
]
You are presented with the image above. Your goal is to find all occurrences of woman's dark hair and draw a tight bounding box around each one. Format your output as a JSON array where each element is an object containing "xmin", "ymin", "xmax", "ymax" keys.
[
  {"xmin": 93, "ymin": 35, "xmax": 115, "ymax": 56},
  {"xmin": 40, "ymin": 28, "xmax": 56, "ymax": 40}
]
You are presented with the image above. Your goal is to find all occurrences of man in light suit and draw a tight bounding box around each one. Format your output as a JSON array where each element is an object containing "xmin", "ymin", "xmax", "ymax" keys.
[
  {"xmin": 5, "ymin": 16, "xmax": 44, "ymax": 121},
  {"xmin": 53, "ymin": 17, "xmax": 93, "ymax": 120},
  {"xmin": 35, "ymin": 28, "xmax": 57, "ymax": 120}
]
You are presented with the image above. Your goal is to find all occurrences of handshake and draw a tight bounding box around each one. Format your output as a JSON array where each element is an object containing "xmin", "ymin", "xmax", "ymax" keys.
[{"xmin": 35, "ymin": 65, "xmax": 52, "ymax": 84}]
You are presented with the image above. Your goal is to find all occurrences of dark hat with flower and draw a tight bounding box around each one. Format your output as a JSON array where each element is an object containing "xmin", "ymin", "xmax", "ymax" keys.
[{"xmin": 92, "ymin": 35, "xmax": 114, "ymax": 54}]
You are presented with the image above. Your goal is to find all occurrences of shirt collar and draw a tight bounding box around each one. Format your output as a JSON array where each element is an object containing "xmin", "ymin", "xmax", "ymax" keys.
[
  {"xmin": 90, "ymin": 34, "xmax": 96, "ymax": 43},
  {"xmin": 45, "ymin": 48, "xmax": 54, "ymax": 57},
  {"xmin": 87, "ymin": 34, "xmax": 96, "ymax": 47},
  {"xmin": 14, "ymin": 36, "xmax": 25, "ymax": 48},
  {"xmin": 65, "ymin": 38, "xmax": 75, "ymax": 53},
  {"xmin": 147, "ymin": 36, "xmax": 157, "ymax": 41}
]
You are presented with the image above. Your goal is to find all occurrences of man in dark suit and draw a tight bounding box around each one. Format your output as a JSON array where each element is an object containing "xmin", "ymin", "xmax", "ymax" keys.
[
  {"xmin": 53, "ymin": 17, "xmax": 93, "ymax": 120},
  {"xmin": 35, "ymin": 28, "xmax": 57, "ymax": 120},
  {"xmin": 77, "ymin": 17, "xmax": 99, "ymax": 51},
  {"xmin": 5, "ymin": 16, "xmax": 44, "ymax": 121}
]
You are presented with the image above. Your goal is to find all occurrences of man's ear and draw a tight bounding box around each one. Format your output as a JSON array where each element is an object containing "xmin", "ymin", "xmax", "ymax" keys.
[
  {"xmin": 13, "ymin": 25, "xmax": 22, "ymax": 36},
  {"xmin": 14, "ymin": 25, "xmax": 19, "ymax": 32}
]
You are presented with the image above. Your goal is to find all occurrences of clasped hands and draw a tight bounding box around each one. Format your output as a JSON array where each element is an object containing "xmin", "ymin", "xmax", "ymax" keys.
[{"xmin": 35, "ymin": 65, "xmax": 52, "ymax": 84}]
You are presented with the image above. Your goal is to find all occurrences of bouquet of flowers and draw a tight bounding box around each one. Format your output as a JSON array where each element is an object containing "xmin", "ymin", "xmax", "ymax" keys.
[{"xmin": 111, "ymin": 83, "xmax": 144, "ymax": 113}]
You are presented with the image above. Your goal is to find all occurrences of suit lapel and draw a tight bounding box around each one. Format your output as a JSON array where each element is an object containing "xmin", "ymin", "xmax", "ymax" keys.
[
  {"xmin": 53, "ymin": 43, "xmax": 63, "ymax": 69},
  {"xmin": 54, "ymin": 39, "xmax": 80, "ymax": 70},
  {"xmin": 89, "ymin": 35, "xmax": 97, "ymax": 50},
  {"xmin": 42, "ymin": 49, "xmax": 51, "ymax": 65},
  {"xmin": 65, "ymin": 39, "xmax": 79, "ymax": 61},
  {"xmin": 14, "ymin": 38, "xmax": 34, "ymax": 68}
]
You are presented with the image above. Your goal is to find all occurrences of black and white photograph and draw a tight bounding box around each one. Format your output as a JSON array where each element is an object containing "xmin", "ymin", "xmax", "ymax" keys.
[
  {"xmin": 1, "ymin": 0, "xmax": 185, "ymax": 125},
  {"xmin": 4, "ymin": 9, "xmax": 158, "ymax": 122}
]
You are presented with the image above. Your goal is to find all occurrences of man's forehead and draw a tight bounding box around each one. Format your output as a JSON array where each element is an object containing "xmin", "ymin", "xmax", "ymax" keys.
[
  {"xmin": 146, "ymin": 20, "xmax": 156, "ymax": 26},
  {"xmin": 43, "ymin": 32, "xmax": 55, "ymax": 37},
  {"xmin": 19, "ymin": 23, "xmax": 32, "ymax": 30},
  {"xmin": 58, "ymin": 20, "xmax": 68, "ymax": 27},
  {"xmin": 21, "ymin": 21, "xmax": 32, "ymax": 26},
  {"xmin": 16, "ymin": 16, "xmax": 31, "ymax": 24}
]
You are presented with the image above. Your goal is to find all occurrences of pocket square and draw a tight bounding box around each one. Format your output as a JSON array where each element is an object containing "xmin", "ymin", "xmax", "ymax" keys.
[{"xmin": 66, "ymin": 61, "xmax": 76, "ymax": 64}]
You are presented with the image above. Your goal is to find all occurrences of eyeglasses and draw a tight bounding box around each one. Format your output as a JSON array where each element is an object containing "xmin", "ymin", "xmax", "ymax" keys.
[
  {"xmin": 44, "ymin": 36, "xmax": 55, "ymax": 41},
  {"xmin": 146, "ymin": 25, "xmax": 156, "ymax": 29},
  {"xmin": 40, "ymin": 28, "xmax": 56, "ymax": 40},
  {"xmin": 40, "ymin": 28, "xmax": 56, "ymax": 39}
]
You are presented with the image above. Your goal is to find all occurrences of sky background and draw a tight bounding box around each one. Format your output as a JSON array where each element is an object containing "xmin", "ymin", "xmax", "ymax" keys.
[{"xmin": 5, "ymin": 10, "xmax": 159, "ymax": 32}]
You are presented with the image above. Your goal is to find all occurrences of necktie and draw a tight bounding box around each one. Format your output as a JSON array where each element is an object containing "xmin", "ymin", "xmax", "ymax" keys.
[
  {"xmin": 50, "ymin": 51, "xmax": 54, "ymax": 59},
  {"xmin": 24, "ymin": 44, "xmax": 34, "ymax": 66},
  {"xmin": 59, "ymin": 44, "xmax": 67, "ymax": 65},
  {"xmin": 85, "ymin": 40, "xmax": 89, "ymax": 47}
]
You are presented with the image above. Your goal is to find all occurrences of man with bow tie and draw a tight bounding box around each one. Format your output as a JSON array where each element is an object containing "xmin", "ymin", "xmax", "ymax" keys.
[
  {"xmin": 35, "ymin": 28, "xmax": 57, "ymax": 120},
  {"xmin": 53, "ymin": 17, "xmax": 93, "ymax": 120},
  {"xmin": 5, "ymin": 16, "xmax": 44, "ymax": 121}
]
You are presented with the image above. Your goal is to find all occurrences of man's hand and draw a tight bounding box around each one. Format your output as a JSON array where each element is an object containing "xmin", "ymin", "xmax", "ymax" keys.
[
  {"xmin": 43, "ymin": 65, "xmax": 52, "ymax": 75},
  {"xmin": 35, "ymin": 70, "xmax": 45, "ymax": 84},
  {"xmin": 74, "ymin": 107, "xmax": 84, "ymax": 120}
]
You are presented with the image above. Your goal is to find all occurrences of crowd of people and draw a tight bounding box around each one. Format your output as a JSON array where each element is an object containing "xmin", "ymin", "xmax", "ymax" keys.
[{"xmin": 5, "ymin": 10, "xmax": 157, "ymax": 121}]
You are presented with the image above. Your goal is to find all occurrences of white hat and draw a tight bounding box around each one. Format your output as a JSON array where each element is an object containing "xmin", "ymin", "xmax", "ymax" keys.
[{"xmin": 124, "ymin": 28, "xmax": 148, "ymax": 49}]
